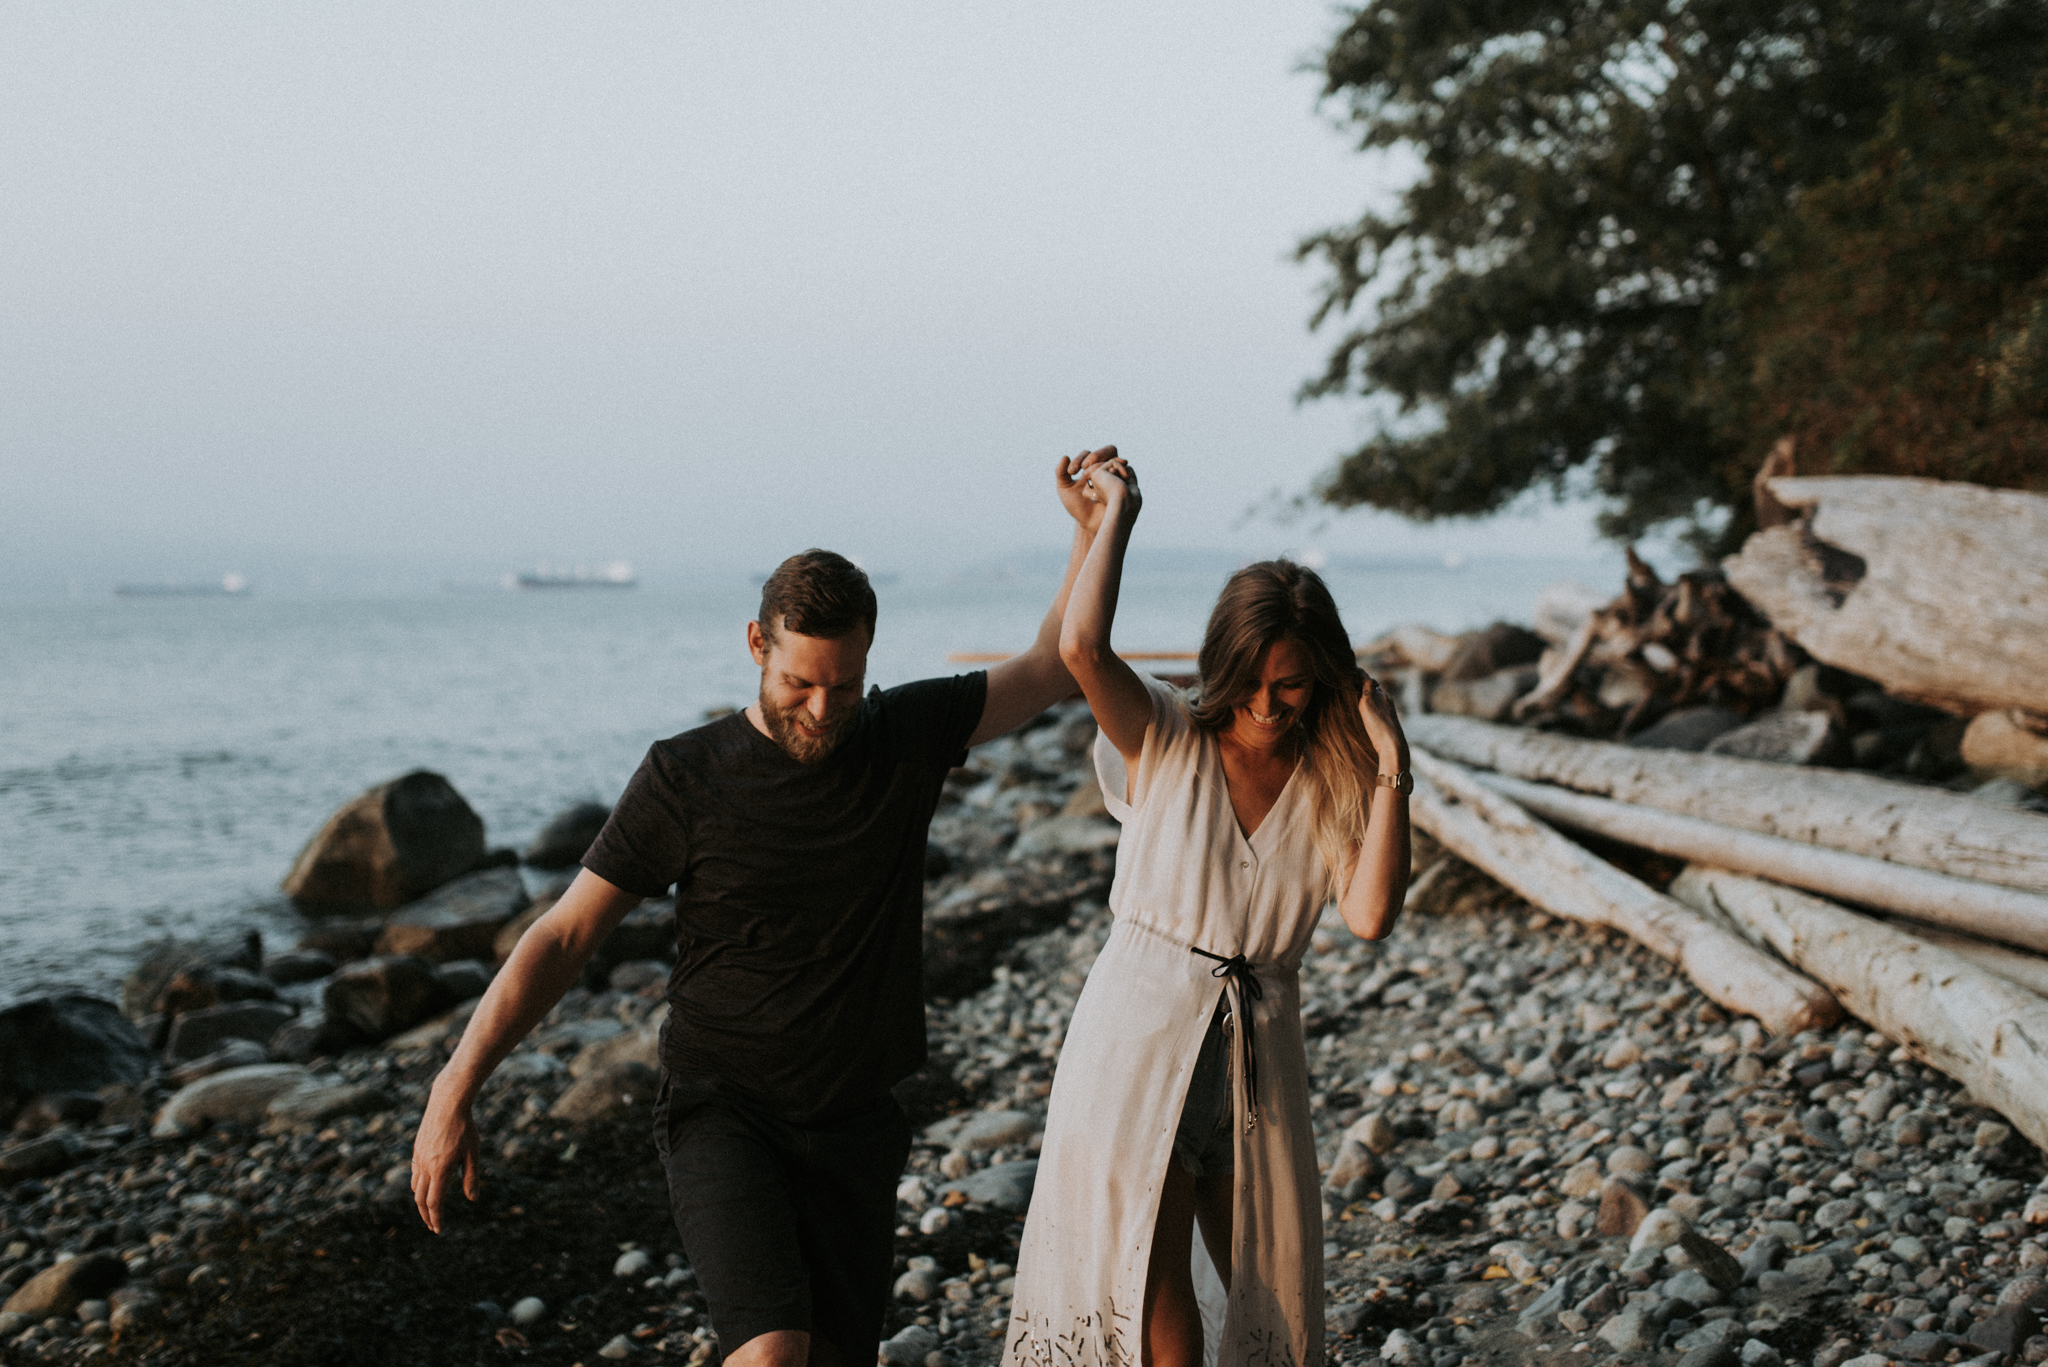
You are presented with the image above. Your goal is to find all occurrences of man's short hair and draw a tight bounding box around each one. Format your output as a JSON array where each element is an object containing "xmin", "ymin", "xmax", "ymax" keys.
[{"xmin": 757, "ymin": 550, "xmax": 877, "ymax": 644}]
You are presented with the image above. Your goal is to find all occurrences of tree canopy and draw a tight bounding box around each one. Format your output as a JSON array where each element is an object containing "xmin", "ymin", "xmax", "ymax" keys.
[{"xmin": 1299, "ymin": 0, "xmax": 2048, "ymax": 551}]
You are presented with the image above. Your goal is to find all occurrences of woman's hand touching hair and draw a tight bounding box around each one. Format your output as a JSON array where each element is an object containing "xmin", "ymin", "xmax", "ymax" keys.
[{"xmin": 1355, "ymin": 672, "xmax": 1410, "ymax": 776}]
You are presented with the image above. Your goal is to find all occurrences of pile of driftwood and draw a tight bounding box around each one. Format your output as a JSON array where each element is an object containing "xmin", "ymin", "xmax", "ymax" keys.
[
  {"xmin": 1387, "ymin": 474, "xmax": 2048, "ymax": 1150},
  {"xmin": 1365, "ymin": 472, "xmax": 2048, "ymax": 786}
]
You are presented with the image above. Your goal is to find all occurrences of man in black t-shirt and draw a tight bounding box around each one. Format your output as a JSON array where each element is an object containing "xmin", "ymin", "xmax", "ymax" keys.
[{"xmin": 412, "ymin": 448, "xmax": 1129, "ymax": 1367}]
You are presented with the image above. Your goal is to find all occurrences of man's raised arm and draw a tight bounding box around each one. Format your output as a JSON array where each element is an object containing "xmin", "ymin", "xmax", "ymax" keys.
[
  {"xmin": 967, "ymin": 446, "xmax": 1123, "ymax": 746},
  {"xmin": 410, "ymin": 868, "xmax": 643, "ymax": 1233}
]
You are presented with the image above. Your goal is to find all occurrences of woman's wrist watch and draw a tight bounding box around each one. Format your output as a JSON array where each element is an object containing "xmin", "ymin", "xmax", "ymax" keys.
[{"xmin": 1377, "ymin": 769, "xmax": 1414, "ymax": 795}]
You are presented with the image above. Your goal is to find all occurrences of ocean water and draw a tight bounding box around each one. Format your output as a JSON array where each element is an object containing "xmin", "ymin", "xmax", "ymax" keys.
[{"xmin": 0, "ymin": 552, "xmax": 1618, "ymax": 1006}]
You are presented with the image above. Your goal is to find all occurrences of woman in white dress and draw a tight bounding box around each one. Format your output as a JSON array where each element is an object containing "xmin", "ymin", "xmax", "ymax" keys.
[{"xmin": 1003, "ymin": 453, "xmax": 1414, "ymax": 1367}]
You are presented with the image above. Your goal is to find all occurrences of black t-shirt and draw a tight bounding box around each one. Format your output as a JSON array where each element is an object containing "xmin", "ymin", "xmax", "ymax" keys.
[{"xmin": 581, "ymin": 672, "xmax": 988, "ymax": 1124}]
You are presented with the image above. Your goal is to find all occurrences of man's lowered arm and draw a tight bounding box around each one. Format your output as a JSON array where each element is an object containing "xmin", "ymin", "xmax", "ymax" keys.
[{"xmin": 410, "ymin": 868, "xmax": 643, "ymax": 1233}]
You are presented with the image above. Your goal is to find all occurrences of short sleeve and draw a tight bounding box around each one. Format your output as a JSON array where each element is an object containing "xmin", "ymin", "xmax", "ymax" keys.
[
  {"xmin": 581, "ymin": 745, "xmax": 691, "ymax": 899},
  {"xmin": 877, "ymin": 671, "xmax": 990, "ymax": 770},
  {"xmin": 1092, "ymin": 673, "xmax": 1192, "ymax": 822}
]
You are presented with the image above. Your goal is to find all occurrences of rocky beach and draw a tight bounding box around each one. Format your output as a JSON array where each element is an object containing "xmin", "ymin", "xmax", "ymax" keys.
[{"xmin": 7, "ymin": 505, "xmax": 2048, "ymax": 1367}]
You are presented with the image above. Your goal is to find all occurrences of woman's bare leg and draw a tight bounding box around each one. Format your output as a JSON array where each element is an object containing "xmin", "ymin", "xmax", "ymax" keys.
[
  {"xmin": 1193, "ymin": 1172, "xmax": 1234, "ymax": 1288},
  {"xmin": 1143, "ymin": 1164, "xmax": 1203, "ymax": 1367}
]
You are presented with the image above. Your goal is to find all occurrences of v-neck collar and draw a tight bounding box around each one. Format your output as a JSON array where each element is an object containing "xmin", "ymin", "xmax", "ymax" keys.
[{"xmin": 1209, "ymin": 733, "xmax": 1301, "ymax": 855}]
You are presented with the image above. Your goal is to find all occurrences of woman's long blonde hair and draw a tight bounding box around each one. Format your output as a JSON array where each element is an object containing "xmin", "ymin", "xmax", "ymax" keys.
[{"xmin": 1187, "ymin": 560, "xmax": 1377, "ymax": 891}]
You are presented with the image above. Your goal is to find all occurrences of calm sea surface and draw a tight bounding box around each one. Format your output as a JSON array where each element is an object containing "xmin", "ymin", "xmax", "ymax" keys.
[{"xmin": 0, "ymin": 554, "xmax": 1617, "ymax": 1006}]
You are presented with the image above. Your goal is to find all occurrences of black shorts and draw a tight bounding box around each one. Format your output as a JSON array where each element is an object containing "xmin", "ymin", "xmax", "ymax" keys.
[
  {"xmin": 1172, "ymin": 999, "xmax": 1235, "ymax": 1178},
  {"xmin": 652, "ymin": 1070, "xmax": 913, "ymax": 1365}
]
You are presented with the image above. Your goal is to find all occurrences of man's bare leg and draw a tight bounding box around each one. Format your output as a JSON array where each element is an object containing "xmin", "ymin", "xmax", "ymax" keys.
[{"xmin": 722, "ymin": 1330, "xmax": 840, "ymax": 1367}]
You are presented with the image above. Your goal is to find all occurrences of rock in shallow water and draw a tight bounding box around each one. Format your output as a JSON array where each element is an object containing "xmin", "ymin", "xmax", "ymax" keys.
[{"xmin": 283, "ymin": 769, "xmax": 486, "ymax": 914}]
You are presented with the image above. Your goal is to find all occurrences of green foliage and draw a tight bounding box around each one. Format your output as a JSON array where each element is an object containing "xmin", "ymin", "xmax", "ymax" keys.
[
  {"xmin": 1722, "ymin": 65, "xmax": 2048, "ymax": 487},
  {"xmin": 1299, "ymin": 0, "xmax": 2047, "ymax": 550}
]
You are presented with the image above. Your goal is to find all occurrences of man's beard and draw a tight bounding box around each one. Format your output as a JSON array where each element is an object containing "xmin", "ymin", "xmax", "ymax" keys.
[{"xmin": 759, "ymin": 683, "xmax": 860, "ymax": 764}]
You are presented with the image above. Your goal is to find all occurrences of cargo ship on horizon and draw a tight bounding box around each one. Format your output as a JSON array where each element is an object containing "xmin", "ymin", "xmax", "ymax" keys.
[{"xmin": 509, "ymin": 561, "xmax": 637, "ymax": 590}]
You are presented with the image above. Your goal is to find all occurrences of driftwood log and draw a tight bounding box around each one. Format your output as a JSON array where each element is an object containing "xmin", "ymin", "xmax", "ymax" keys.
[
  {"xmin": 1880, "ymin": 921, "xmax": 2048, "ymax": 998},
  {"xmin": 1409, "ymin": 751, "xmax": 1839, "ymax": 1036},
  {"xmin": 1405, "ymin": 714, "xmax": 2048, "ymax": 894},
  {"xmin": 1468, "ymin": 769, "xmax": 2048, "ymax": 955},
  {"xmin": 1670, "ymin": 866, "xmax": 2048, "ymax": 1152},
  {"xmin": 1721, "ymin": 476, "xmax": 2048, "ymax": 718}
]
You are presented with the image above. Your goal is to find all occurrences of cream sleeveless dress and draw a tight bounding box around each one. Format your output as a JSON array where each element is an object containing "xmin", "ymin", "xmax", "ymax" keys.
[{"xmin": 1003, "ymin": 675, "xmax": 1330, "ymax": 1367}]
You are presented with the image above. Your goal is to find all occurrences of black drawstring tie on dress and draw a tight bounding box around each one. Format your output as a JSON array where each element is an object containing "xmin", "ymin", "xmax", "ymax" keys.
[{"xmin": 1191, "ymin": 948, "xmax": 1263, "ymax": 1129}]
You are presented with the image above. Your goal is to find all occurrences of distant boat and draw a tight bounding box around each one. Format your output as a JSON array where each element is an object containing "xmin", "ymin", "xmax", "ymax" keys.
[
  {"xmin": 511, "ymin": 561, "xmax": 637, "ymax": 590},
  {"xmin": 114, "ymin": 572, "xmax": 250, "ymax": 598}
]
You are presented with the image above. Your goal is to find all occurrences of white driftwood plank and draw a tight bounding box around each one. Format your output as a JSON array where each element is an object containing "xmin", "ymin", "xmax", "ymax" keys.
[
  {"xmin": 1721, "ymin": 475, "xmax": 2048, "ymax": 718},
  {"xmin": 1409, "ymin": 751, "xmax": 1838, "ymax": 1036},
  {"xmin": 1469, "ymin": 770, "xmax": 2048, "ymax": 955},
  {"xmin": 1878, "ymin": 921, "xmax": 2048, "ymax": 998},
  {"xmin": 1670, "ymin": 866, "xmax": 2048, "ymax": 1152},
  {"xmin": 1404, "ymin": 714, "xmax": 2048, "ymax": 895}
]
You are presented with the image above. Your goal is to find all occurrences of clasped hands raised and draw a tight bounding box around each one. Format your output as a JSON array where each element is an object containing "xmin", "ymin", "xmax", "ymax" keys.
[{"xmin": 1055, "ymin": 446, "xmax": 1139, "ymax": 531}]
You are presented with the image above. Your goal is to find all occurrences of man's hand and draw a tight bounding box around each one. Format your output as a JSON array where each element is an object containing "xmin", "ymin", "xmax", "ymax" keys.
[
  {"xmin": 1055, "ymin": 446, "xmax": 1120, "ymax": 533},
  {"xmin": 411, "ymin": 1072, "xmax": 482, "ymax": 1233}
]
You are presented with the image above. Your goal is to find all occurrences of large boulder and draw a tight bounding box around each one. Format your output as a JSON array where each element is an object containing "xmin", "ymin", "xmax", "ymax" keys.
[
  {"xmin": 282, "ymin": 770, "xmax": 486, "ymax": 914},
  {"xmin": 0, "ymin": 996, "xmax": 154, "ymax": 1129},
  {"xmin": 164, "ymin": 1001, "xmax": 298, "ymax": 1062},
  {"xmin": 524, "ymin": 802, "xmax": 611, "ymax": 869},
  {"xmin": 321, "ymin": 956, "xmax": 450, "ymax": 1042},
  {"xmin": 373, "ymin": 867, "xmax": 529, "ymax": 964},
  {"xmin": 152, "ymin": 1064, "xmax": 311, "ymax": 1138}
]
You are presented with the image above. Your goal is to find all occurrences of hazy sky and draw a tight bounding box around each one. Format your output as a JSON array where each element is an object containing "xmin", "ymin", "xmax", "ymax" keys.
[{"xmin": 2, "ymin": 2, "xmax": 1611, "ymax": 593}]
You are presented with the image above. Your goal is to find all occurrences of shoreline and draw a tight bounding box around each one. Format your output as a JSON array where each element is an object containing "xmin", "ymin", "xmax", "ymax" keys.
[
  {"xmin": 3, "ymin": 699, "xmax": 2045, "ymax": 1367},
  {"xmin": 8, "ymin": 545, "xmax": 2048, "ymax": 1364}
]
